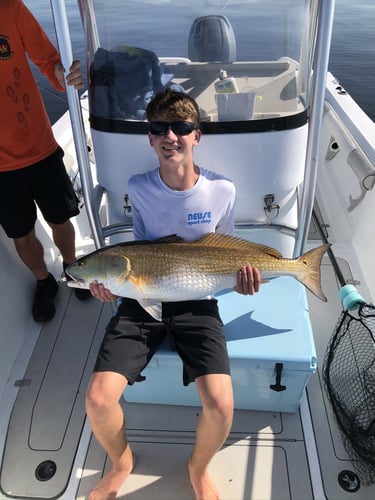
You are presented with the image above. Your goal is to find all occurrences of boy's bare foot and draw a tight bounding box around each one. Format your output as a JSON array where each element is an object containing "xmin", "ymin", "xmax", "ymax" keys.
[
  {"xmin": 89, "ymin": 449, "xmax": 135, "ymax": 500},
  {"xmin": 188, "ymin": 458, "xmax": 220, "ymax": 500}
]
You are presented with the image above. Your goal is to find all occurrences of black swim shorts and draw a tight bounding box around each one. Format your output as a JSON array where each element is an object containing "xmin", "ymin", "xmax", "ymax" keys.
[
  {"xmin": 0, "ymin": 147, "xmax": 79, "ymax": 238},
  {"xmin": 94, "ymin": 298, "xmax": 231, "ymax": 386}
]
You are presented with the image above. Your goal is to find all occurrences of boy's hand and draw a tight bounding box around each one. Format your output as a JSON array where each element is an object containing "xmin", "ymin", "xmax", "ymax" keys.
[
  {"xmin": 89, "ymin": 280, "xmax": 118, "ymax": 302},
  {"xmin": 234, "ymin": 265, "xmax": 261, "ymax": 295}
]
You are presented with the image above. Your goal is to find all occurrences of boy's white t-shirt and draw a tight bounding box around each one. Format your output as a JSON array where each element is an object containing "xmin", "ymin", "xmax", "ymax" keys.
[{"xmin": 128, "ymin": 166, "xmax": 236, "ymax": 242}]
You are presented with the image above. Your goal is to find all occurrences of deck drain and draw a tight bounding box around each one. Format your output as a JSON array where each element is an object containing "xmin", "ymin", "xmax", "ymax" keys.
[
  {"xmin": 35, "ymin": 460, "xmax": 57, "ymax": 482},
  {"xmin": 338, "ymin": 470, "xmax": 360, "ymax": 493}
]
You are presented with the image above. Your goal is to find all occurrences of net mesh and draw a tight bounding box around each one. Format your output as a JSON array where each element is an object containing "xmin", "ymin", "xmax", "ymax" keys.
[{"xmin": 322, "ymin": 303, "xmax": 375, "ymax": 486}]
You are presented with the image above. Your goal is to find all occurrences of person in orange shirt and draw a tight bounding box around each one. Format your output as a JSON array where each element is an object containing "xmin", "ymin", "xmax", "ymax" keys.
[{"xmin": 0, "ymin": 0, "xmax": 91, "ymax": 322}]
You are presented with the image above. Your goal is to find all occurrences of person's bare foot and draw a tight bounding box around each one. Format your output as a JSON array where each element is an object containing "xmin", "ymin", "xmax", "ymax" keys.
[
  {"xmin": 188, "ymin": 458, "xmax": 220, "ymax": 500},
  {"xmin": 89, "ymin": 449, "xmax": 135, "ymax": 500}
]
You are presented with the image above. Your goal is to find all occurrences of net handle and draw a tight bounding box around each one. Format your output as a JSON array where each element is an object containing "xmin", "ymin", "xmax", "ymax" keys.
[{"xmin": 312, "ymin": 210, "xmax": 366, "ymax": 310}]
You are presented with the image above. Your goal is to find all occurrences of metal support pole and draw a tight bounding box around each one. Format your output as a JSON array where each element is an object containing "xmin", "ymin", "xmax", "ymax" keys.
[
  {"xmin": 295, "ymin": 0, "xmax": 336, "ymax": 256},
  {"xmin": 50, "ymin": 0, "xmax": 104, "ymax": 249}
]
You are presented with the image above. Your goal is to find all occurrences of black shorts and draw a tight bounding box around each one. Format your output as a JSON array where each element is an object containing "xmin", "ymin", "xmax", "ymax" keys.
[
  {"xmin": 94, "ymin": 298, "xmax": 230, "ymax": 386},
  {"xmin": 0, "ymin": 147, "xmax": 80, "ymax": 238}
]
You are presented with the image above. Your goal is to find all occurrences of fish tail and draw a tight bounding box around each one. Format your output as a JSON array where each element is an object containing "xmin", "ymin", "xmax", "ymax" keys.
[{"xmin": 296, "ymin": 244, "xmax": 330, "ymax": 301}]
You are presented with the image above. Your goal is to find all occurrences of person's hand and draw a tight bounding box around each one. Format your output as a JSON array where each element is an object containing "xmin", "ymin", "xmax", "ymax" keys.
[
  {"xmin": 66, "ymin": 60, "xmax": 84, "ymax": 89},
  {"xmin": 89, "ymin": 280, "xmax": 118, "ymax": 302},
  {"xmin": 54, "ymin": 60, "xmax": 84, "ymax": 90},
  {"xmin": 233, "ymin": 265, "xmax": 261, "ymax": 295}
]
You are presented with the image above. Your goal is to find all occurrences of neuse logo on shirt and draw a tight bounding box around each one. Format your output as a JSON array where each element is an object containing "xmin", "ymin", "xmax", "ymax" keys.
[{"xmin": 187, "ymin": 211, "xmax": 212, "ymax": 226}]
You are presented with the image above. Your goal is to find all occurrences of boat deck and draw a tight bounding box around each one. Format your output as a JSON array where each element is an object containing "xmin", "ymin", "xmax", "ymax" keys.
[{"xmin": 1, "ymin": 236, "xmax": 374, "ymax": 500}]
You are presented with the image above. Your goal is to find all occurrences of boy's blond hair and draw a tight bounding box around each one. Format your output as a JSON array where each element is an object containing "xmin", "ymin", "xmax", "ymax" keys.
[{"xmin": 146, "ymin": 89, "xmax": 200, "ymax": 127}]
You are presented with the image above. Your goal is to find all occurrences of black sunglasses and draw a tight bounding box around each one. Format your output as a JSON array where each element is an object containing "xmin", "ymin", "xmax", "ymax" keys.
[{"xmin": 148, "ymin": 121, "xmax": 198, "ymax": 136}]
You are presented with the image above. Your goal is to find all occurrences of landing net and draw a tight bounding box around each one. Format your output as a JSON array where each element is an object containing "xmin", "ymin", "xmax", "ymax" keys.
[{"xmin": 322, "ymin": 303, "xmax": 375, "ymax": 486}]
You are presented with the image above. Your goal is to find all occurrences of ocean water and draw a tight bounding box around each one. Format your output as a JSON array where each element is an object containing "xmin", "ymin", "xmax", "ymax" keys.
[{"xmin": 24, "ymin": 0, "xmax": 375, "ymax": 124}]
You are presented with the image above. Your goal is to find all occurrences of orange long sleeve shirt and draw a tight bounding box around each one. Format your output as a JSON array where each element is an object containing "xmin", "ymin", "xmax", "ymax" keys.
[{"xmin": 0, "ymin": 0, "xmax": 65, "ymax": 171}]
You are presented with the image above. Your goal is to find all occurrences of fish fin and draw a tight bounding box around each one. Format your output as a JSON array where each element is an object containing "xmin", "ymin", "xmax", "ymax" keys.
[
  {"xmin": 297, "ymin": 244, "xmax": 330, "ymax": 301},
  {"xmin": 129, "ymin": 274, "xmax": 152, "ymax": 295},
  {"xmin": 138, "ymin": 299, "xmax": 163, "ymax": 321},
  {"xmin": 193, "ymin": 233, "xmax": 283, "ymax": 258}
]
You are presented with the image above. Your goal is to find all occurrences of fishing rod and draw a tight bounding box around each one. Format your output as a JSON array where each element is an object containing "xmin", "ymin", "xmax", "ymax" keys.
[{"xmin": 311, "ymin": 209, "xmax": 365, "ymax": 310}]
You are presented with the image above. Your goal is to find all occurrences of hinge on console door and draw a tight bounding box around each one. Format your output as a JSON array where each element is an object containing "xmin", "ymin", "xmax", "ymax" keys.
[{"xmin": 264, "ymin": 193, "xmax": 280, "ymax": 219}]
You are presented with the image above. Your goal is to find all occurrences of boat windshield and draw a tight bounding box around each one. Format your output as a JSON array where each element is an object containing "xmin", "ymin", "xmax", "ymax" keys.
[{"xmin": 80, "ymin": 0, "xmax": 315, "ymax": 133}]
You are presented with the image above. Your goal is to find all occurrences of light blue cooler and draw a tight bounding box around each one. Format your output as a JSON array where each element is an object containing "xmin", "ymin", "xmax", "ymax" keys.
[{"xmin": 125, "ymin": 276, "xmax": 316, "ymax": 413}]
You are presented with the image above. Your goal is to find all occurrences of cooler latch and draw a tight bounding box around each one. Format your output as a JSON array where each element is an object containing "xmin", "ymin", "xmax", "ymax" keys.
[{"xmin": 270, "ymin": 362, "xmax": 286, "ymax": 392}]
